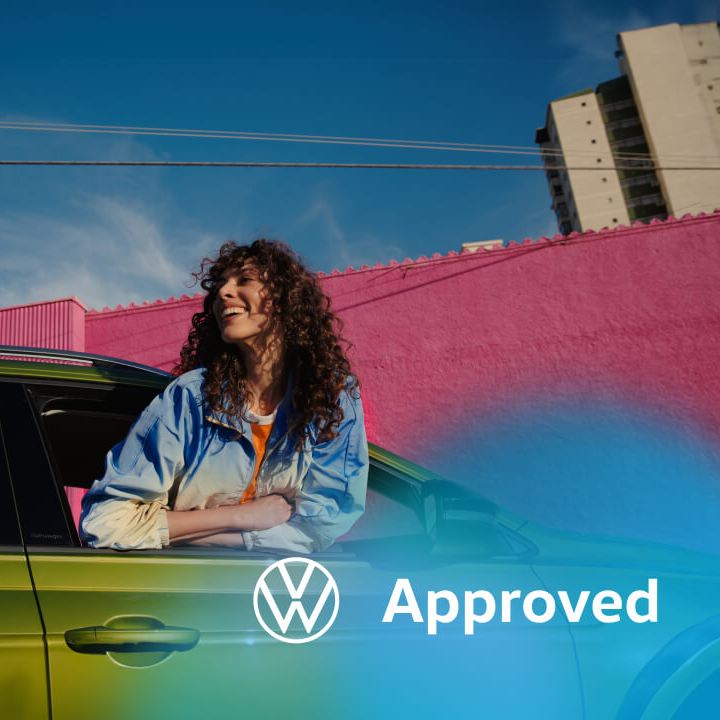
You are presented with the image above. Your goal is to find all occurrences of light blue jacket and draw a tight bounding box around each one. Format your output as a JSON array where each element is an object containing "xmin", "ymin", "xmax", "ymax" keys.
[{"xmin": 80, "ymin": 368, "xmax": 368, "ymax": 553}]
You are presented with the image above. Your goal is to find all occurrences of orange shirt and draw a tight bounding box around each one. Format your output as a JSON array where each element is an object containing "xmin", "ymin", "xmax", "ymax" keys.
[{"xmin": 239, "ymin": 421, "xmax": 274, "ymax": 504}]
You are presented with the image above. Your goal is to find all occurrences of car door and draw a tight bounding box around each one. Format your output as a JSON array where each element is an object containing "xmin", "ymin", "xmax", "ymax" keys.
[{"xmin": 4, "ymin": 377, "xmax": 583, "ymax": 720}]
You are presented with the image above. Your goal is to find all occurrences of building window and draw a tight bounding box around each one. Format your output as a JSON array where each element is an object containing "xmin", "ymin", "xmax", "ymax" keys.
[
  {"xmin": 581, "ymin": 101, "xmax": 587, "ymax": 107},
  {"xmin": 602, "ymin": 177, "xmax": 608, "ymax": 182},
  {"xmin": 612, "ymin": 218, "xmax": 618, "ymax": 223},
  {"xmin": 586, "ymin": 120, "xmax": 592, "ymax": 125},
  {"xmin": 591, "ymin": 139, "xmax": 597, "ymax": 144},
  {"xmin": 597, "ymin": 158, "xmax": 602, "ymax": 163}
]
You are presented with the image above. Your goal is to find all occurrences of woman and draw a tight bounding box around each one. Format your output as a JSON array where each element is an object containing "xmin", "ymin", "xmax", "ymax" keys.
[{"xmin": 80, "ymin": 239, "xmax": 368, "ymax": 553}]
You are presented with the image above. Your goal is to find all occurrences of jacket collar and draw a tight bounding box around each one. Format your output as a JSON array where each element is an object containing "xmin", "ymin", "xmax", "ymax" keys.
[{"xmin": 205, "ymin": 372, "xmax": 293, "ymax": 446}]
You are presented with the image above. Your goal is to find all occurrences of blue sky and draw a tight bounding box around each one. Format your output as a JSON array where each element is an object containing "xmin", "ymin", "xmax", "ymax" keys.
[{"xmin": 0, "ymin": 0, "xmax": 716, "ymax": 308}]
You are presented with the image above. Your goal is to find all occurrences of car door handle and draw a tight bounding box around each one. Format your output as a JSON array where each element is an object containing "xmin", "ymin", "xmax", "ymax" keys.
[{"xmin": 65, "ymin": 616, "xmax": 200, "ymax": 654}]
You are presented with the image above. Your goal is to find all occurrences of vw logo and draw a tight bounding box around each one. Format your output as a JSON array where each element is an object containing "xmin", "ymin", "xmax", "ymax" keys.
[{"xmin": 253, "ymin": 557, "xmax": 340, "ymax": 644}]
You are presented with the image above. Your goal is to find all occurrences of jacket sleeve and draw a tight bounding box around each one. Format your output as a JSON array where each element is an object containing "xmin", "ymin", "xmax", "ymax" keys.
[
  {"xmin": 79, "ymin": 379, "xmax": 192, "ymax": 550},
  {"xmin": 242, "ymin": 386, "xmax": 368, "ymax": 554}
]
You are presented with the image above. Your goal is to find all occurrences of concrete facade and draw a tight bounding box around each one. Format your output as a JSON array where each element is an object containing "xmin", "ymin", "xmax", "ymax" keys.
[
  {"xmin": 619, "ymin": 23, "xmax": 720, "ymax": 217},
  {"xmin": 537, "ymin": 22, "xmax": 720, "ymax": 234},
  {"xmin": 541, "ymin": 90, "xmax": 630, "ymax": 233}
]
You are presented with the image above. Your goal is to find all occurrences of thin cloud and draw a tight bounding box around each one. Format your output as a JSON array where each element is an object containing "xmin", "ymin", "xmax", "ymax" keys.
[
  {"xmin": 87, "ymin": 196, "xmax": 186, "ymax": 288},
  {"xmin": 0, "ymin": 114, "xmax": 222, "ymax": 309},
  {"xmin": 0, "ymin": 195, "xmax": 218, "ymax": 308},
  {"xmin": 296, "ymin": 195, "xmax": 406, "ymax": 270}
]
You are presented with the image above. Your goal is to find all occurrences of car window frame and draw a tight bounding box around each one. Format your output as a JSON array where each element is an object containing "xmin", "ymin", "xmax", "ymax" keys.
[
  {"xmin": 0, "ymin": 395, "xmax": 25, "ymax": 549},
  {"xmin": 4, "ymin": 373, "xmax": 437, "ymax": 561},
  {"xmin": 5, "ymin": 370, "xmax": 530, "ymax": 565},
  {"xmin": 0, "ymin": 379, "xmax": 75, "ymax": 547}
]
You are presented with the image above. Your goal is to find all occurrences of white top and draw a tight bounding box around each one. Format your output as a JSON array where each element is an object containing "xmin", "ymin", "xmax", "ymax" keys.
[{"xmin": 243, "ymin": 406, "xmax": 277, "ymax": 426}]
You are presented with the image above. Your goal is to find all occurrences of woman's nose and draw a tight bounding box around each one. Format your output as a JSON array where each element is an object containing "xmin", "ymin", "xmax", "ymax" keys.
[{"xmin": 219, "ymin": 279, "xmax": 236, "ymax": 297}]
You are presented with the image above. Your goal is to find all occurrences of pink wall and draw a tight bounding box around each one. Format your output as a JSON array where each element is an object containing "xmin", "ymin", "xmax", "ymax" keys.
[
  {"xmin": 77, "ymin": 212, "xmax": 720, "ymax": 467},
  {"xmin": 86, "ymin": 295, "xmax": 202, "ymax": 372},
  {"xmin": 2, "ymin": 213, "xmax": 718, "ymax": 469},
  {"xmin": 2, "ymin": 213, "xmax": 719, "ymax": 546},
  {"xmin": 322, "ymin": 213, "xmax": 720, "ymax": 460}
]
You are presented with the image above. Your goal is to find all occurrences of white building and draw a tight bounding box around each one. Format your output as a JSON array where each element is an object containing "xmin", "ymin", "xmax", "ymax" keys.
[{"xmin": 536, "ymin": 22, "xmax": 720, "ymax": 234}]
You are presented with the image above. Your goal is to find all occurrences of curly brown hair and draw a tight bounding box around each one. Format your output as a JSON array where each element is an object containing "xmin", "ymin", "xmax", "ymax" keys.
[{"xmin": 175, "ymin": 239, "xmax": 358, "ymax": 447}]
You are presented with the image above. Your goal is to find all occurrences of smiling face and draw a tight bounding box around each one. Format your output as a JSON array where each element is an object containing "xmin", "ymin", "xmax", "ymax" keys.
[{"xmin": 212, "ymin": 263, "xmax": 276, "ymax": 349}]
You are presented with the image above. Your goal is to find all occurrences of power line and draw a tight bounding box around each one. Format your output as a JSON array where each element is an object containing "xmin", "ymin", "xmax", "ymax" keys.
[
  {"xmin": 2, "ymin": 119, "xmax": 720, "ymax": 165},
  {"xmin": 0, "ymin": 120, "xmax": 564, "ymax": 156},
  {"xmin": 1, "ymin": 160, "xmax": 718, "ymax": 170},
  {"xmin": 0, "ymin": 119, "xmax": 586, "ymax": 153}
]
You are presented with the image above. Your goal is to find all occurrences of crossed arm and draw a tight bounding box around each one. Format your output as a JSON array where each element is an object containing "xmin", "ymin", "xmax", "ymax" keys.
[
  {"xmin": 80, "ymin": 377, "xmax": 367, "ymax": 553},
  {"xmin": 167, "ymin": 494, "xmax": 292, "ymax": 547}
]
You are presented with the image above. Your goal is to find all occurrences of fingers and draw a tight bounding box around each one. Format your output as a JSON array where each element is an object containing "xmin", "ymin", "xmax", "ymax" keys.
[{"xmin": 269, "ymin": 492, "xmax": 294, "ymax": 510}]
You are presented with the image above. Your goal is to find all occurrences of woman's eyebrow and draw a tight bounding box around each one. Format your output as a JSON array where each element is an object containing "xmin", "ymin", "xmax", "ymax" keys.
[{"xmin": 215, "ymin": 264, "xmax": 261, "ymax": 283}]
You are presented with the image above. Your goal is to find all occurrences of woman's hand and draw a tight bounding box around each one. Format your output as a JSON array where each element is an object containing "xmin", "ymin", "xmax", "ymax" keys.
[
  {"xmin": 170, "ymin": 495, "xmax": 293, "ymax": 548},
  {"xmin": 235, "ymin": 494, "xmax": 293, "ymax": 531},
  {"xmin": 167, "ymin": 494, "xmax": 292, "ymax": 544}
]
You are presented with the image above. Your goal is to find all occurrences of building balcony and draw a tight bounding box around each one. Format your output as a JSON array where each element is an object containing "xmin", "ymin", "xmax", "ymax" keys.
[
  {"xmin": 626, "ymin": 193, "xmax": 666, "ymax": 209},
  {"xmin": 607, "ymin": 125, "xmax": 646, "ymax": 142},
  {"xmin": 603, "ymin": 105, "xmax": 640, "ymax": 124},
  {"xmin": 620, "ymin": 173, "xmax": 660, "ymax": 189}
]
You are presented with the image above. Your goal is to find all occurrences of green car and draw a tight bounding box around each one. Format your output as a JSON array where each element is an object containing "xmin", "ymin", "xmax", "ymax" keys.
[{"xmin": 1, "ymin": 346, "xmax": 719, "ymax": 720}]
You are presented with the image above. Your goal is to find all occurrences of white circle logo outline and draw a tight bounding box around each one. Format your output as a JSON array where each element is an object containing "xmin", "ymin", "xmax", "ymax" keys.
[{"xmin": 253, "ymin": 557, "xmax": 340, "ymax": 644}]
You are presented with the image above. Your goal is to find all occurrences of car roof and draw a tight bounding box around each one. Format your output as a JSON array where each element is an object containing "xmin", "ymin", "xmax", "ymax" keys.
[{"xmin": 0, "ymin": 345, "xmax": 171, "ymax": 389}]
